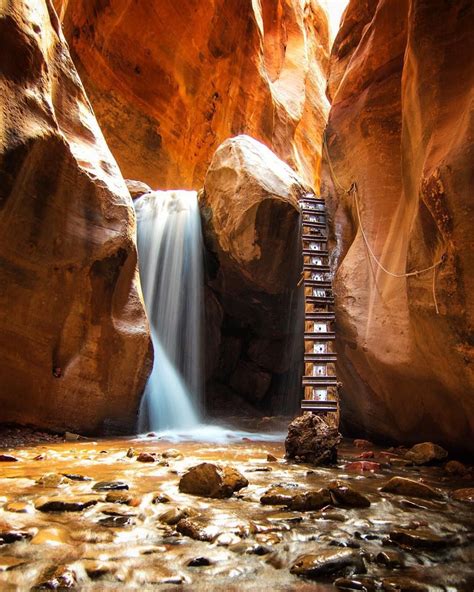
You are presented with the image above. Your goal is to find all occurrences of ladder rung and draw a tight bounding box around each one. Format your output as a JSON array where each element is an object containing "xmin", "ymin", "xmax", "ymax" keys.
[
  {"xmin": 299, "ymin": 196, "xmax": 325, "ymax": 203},
  {"xmin": 305, "ymin": 312, "xmax": 335, "ymax": 320},
  {"xmin": 305, "ymin": 297, "xmax": 334, "ymax": 305},
  {"xmin": 302, "ymin": 222, "xmax": 326, "ymax": 230},
  {"xmin": 304, "ymin": 353, "xmax": 337, "ymax": 362},
  {"xmin": 303, "ymin": 377, "xmax": 338, "ymax": 386},
  {"xmin": 304, "ymin": 334, "xmax": 335, "ymax": 342},
  {"xmin": 303, "ymin": 265, "xmax": 331, "ymax": 272},
  {"xmin": 301, "ymin": 401, "xmax": 338, "ymax": 413},
  {"xmin": 304, "ymin": 280, "xmax": 332, "ymax": 288},
  {"xmin": 303, "ymin": 250, "xmax": 329, "ymax": 256},
  {"xmin": 300, "ymin": 207, "xmax": 325, "ymax": 214}
]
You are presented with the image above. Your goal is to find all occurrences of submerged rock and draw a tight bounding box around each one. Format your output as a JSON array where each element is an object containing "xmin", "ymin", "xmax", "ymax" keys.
[
  {"xmin": 98, "ymin": 516, "xmax": 134, "ymax": 528},
  {"xmin": 381, "ymin": 477, "xmax": 444, "ymax": 500},
  {"xmin": 176, "ymin": 518, "xmax": 215, "ymax": 542},
  {"xmin": 285, "ymin": 413, "xmax": 341, "ymax": 465},
  {"xmin": 444, "ymin": 460, "xmax": 469, "ymax": 476},
  {"xmin": 0, "ymin": 531, "xmax": 33, "ymax": 545},
  {"xmin": 179, "ymin": 463, "xmax": 248, "ymax": 498},
  {"xmin": 290, "ymin": 549, "xmax": 366, "ymax": 579},
  {"xmin": 405, "ymin": 443, "xmax": 448, "ymax": 465},
  {"xmin": 260, "ymin": 486, "xmax": 298, "ymax": 506},
  {"xmin": 136, "ymin": 452, "xmax": 157, "ymax": 463}
]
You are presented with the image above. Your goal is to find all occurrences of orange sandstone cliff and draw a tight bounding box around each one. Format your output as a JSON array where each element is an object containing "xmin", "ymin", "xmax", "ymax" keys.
[
  {"xmin": 53, "ymin": 0, "xmax": 331, "ymax": 191},
  {"xmin": 0, "ymin": 0, "xmax": 152, "ymax": 433},
  {"xmin": 323, "ymin": 0, "xmax": 474, "ymax": 452}
]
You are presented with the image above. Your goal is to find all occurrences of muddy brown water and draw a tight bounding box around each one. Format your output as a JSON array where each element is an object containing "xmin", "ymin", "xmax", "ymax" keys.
[{"xmin": 0, "ymin": 434, "xmax": 472, "ymax": 590}]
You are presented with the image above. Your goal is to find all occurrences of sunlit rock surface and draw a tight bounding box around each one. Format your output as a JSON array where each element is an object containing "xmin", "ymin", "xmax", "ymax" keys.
[
  {"xmin": 200, "ymin": 136, "xmax": 306, "ymax": 414},
  {"xmin": 323, "ymin": 0, "xmax": 474, "ymax": 453},
  {"xmin": 53, "ymin": 0, "xmax": 330, "ymax": 190},
  {"xmin": 0, "ymin": 0, "xmax": 152, "ymax": 433}
]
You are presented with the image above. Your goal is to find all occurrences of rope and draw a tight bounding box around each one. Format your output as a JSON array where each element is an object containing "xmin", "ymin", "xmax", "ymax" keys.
[{"xmin": 322, "ymin": 135, "xmax": 444, "ymax": 313}]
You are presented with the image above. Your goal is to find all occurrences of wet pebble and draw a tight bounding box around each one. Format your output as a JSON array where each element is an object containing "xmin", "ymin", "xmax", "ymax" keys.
[
  {"xmin": 335, "ymin": 576, "xmax": 376, "ymax": 591},
  {"xmin": 136, "ymin": 452, "xmax": 157, "ymax": 463},
  {"xmin": 329, "ymin": 482, "xmax": 371, "ymax": 508},
  {"xmin": 98, "ymin": 515, "xmax": 134, "ymax": 527},
  {"xmin": 389, "ymin": 528, "xmax": 458, "ymax": 549},
  {"xmin": 404, "ymin": 442, "xmax": 448, "ymax": 465},
  {"xmin": 36, "ymin": 497, "xmax": 98, "ymax": 512},
  {"xmin": 444, "ymin": 460, "xmax": 469, "ymax": 476},
  {"xmin": 162, "ymin": 448, "xmax": 183, "ymax": 459},
  {"xmin": 287, "ymin": 488, "xmax": 332, "ymax": 511},
  {"xmin": 105, "ymin": 491, "xmax": 140, "ymax": 506},
  {"xmin": 62, "ymin": 473, "xmax": 92, "ymax": 481},
  {"xmin": 267, "ymin": 453, "xmax": 278, "ymax": 462},
  {"xmin": 159, "ymin": 506, "xmax": 195, "ymax": 525},
  {"xmin": 375, "ymin": 550, "xmax": 405, "ymax": 568},
  {"xmin": 179, "ymin": 462, "xmax": 248, "ymax": 499},
  {"xmin": 92, "ymin": 480, "xmax": 129, "ymax": 491},
  {"xmin": 187, "ymin": 556, "xmax": 212, "ymax": 567},
  {"xmin": 381, "ymin": 476, "xmax": 444, "ymax": 500},
  {"xmin": 0, "ymin": 454, "xmax": 19, "ymax": 462},
  {"xmin": 290, "ymin": 548, "xmax": 366, "ymax": 579},
  {"xmin": 381, "ymin": 576, "xmax": 429, "ymax": 591},
  {"xmin": 0, "ymin": 530, "xmax": 33, "ymax": 544},
  {"xmin": 152, "ymin": 493, "xmax": 171, "ymax": 504}
]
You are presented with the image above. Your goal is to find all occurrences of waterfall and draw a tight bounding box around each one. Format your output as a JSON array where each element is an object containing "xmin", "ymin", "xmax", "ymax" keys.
[{"xmin": 134, "ymin": 190, "xmax": 203, "ymax": 431}]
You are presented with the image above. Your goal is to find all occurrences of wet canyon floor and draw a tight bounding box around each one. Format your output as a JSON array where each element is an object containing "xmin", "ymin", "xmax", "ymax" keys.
[{"xmin": 0, "ymin": 428, "xmax": 473, "ymax": 591}]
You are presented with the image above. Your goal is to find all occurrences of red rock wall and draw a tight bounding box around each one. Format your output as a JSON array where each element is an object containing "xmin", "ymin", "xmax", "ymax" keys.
[
  {"xmin": 53, "ymin": 0, "xmax": 330, "ymax": 191},
  {"xmin": 0, "ymin": 0, "xmax": 152, "ymax": 433},
  {"xmin": 323, "ymin": 0, "xmax": 474, "ymax": 452}
]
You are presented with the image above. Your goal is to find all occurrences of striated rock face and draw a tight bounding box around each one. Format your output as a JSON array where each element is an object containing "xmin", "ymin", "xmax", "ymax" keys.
[
  {"xmin": 323, "ymin": 0, "xmax": 474, "ymax": 452},
  {"xmin": 0, "ymin": 0, "xmax": 152, "ymax": 433},
  {"xmin": 53, "ymin": 0, "xmax": 330, "ymax": 190},
  {"xmin": 201, "ymin": 136, "xmax": 306, "ymax": 414}
]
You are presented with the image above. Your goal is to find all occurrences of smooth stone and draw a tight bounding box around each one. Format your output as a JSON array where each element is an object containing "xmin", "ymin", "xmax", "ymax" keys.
[
  {"xmin": 404, "ymin": 442, "xmax": 448, "ymax": 465},
  {"xmin": 287, "ymin": 488, "xmax": 332, "ymax": 511},
  {"xmin": 36, "ymin": 473, "xmax": 71, "ymax": 487},
  {"xmin": 290, "ymin": 548, "xmax": 366, "ymax": 579},
  {"xmin": 329, "ymin": 482, "xmax": 371, "ymax": 508},
  {"xmin": 187, "ymin": 557, "xmax": 212, "ymax": 567},
  {"xmin": 126, "ymin": 448, "xmax": 135, "ymax": 458},
  {"xmin": 260, "ymin": 485, "xmax": 299, "ymax": 505},
  {"xmin": 375, "ymin": 550, "xmax": 405, "ymax": 568},
  {"xmin": 162, "ymin": 449, "xmax": 182, "ymax": 459},
  {"xmin": 92, "ymin": 481, "xmax": 129, "ymax": 491},
  {"xmin": 152, "ymin": 493, "xmax": 171, "ymax": 504},
  {"xmin": 319, "ymin": 510, "xmax": 346, "ymax": 522},
  {"xmin": 62, "ymin": 473, "xmax": 92, "ymax": 481},
  {"xmin": 176, "ymin": 518, "xmax": 215, "ymax": 542},
  {"xmin": 0, "ymin": 454, "xmax": 18, "ymax": 462},
  {"xmin": 5, "ymin": 501, "xmax": 33, "ymax": 513},
  {"xmin": 345, "ymin": 461, "xmax": 381, "ymax": 473},
  {"xmin": 267, "ymin": 453, "xmax": 278, "ymax": 462},
  {"xmin": 36, "ymin": 497, "xmax": 98, "ymax": 512},
  {"xmin": 105, "ymin": 491, "xmax": 137, "ymax": 506},
  {"xmin": 381, "ymin": 477, "xmax": 444, "ymax": 500},
  {"xmin": 0, "ymin": 530, "xmax": 32, "ymax": 544},
  {"xmin": 389, "ymin": 528, "xmax": 458, "ymax": 549},
  {"xmin": 159, "ymin": 507, "xmax": 195, "ymax": 526},
  {"xmin": 451, "ymin": 487, "xmax": 474, "ymax": 503},
  {"xmin": 98, "ymin": 515, "xmax": 134, "ymax": 527},
  {"xmin": 179, "ymin": 463, "xmax": 248, "ymax": 499},
  {"xmin": 136, "ymin": 452, "xmax": 157, "ymax": 463},
  {"xmin": 267, "ymin": 511, "xmax": 303, "ymax": 523}
]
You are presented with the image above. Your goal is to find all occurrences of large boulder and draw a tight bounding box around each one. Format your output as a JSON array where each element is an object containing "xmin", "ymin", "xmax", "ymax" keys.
[
  {"xmin": 0, "ymin": 0, "xmax": 152, "ymax": 433},
  {"xmin": 179, "ymin": 463, "xmax": 248, "ymax": 499},
  {"xmin": 200, "ymin": 136, "xmax": 306, "ymax": 412},
  {"xmin": 322, "ymin": 0, "xmax": 474, "ymax": 453},
  {"xmin": 285, "ymin": 413, "xmax": 342, "ymax": 465},
  {"xmin": 53, "ymin": 0, "xmax": 331, "ymax": 190}
]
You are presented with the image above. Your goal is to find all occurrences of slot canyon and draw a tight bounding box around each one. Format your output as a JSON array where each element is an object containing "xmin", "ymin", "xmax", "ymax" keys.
[{"xmin": 0, "ymin": 0, "xmax": 472, "ymax": 590}]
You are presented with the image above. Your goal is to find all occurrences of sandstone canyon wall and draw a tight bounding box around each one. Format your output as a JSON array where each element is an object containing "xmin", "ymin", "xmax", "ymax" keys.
[
  {"xmin": 0, "ymin": 0, "xmax": 152, "ymax": 433},
  {"xmin": 53, "ymin": 0, "xmax": 330, "ymax": 191},
  {"xmin": 323, "ymin": 0, "xmax": 474, "ymax": 452}
]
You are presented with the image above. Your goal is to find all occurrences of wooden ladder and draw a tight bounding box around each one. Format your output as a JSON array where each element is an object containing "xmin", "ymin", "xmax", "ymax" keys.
[{"xmin": 299, "ymin": 193, "xmax": 338, "ymax": 415}]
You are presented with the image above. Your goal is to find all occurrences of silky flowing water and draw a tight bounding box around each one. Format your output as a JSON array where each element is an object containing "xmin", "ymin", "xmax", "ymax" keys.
[
  {"xmin": 0, "ymin": 434, "xmax": 472, "ymax": 590},
  {"xmin": 135, "ymin": 190, "xmax": 203, "ymax": 432}
]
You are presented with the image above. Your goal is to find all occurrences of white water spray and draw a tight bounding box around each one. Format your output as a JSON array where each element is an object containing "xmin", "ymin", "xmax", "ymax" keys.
[{"xmin": 135, "ymin": 190, "xmax": 203, "ymax": 431}]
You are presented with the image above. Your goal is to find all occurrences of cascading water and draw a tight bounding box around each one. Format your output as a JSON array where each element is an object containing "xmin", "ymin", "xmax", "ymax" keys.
[{"xmin": 135, "ymin": 190, "xmax": 203, "ymax": 432}]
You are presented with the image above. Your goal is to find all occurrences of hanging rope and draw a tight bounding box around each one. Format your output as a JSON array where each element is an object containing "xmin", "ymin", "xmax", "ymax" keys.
[{"xmin": 322, "ymin": 135, "xmax": 444, "ymax": 313}]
